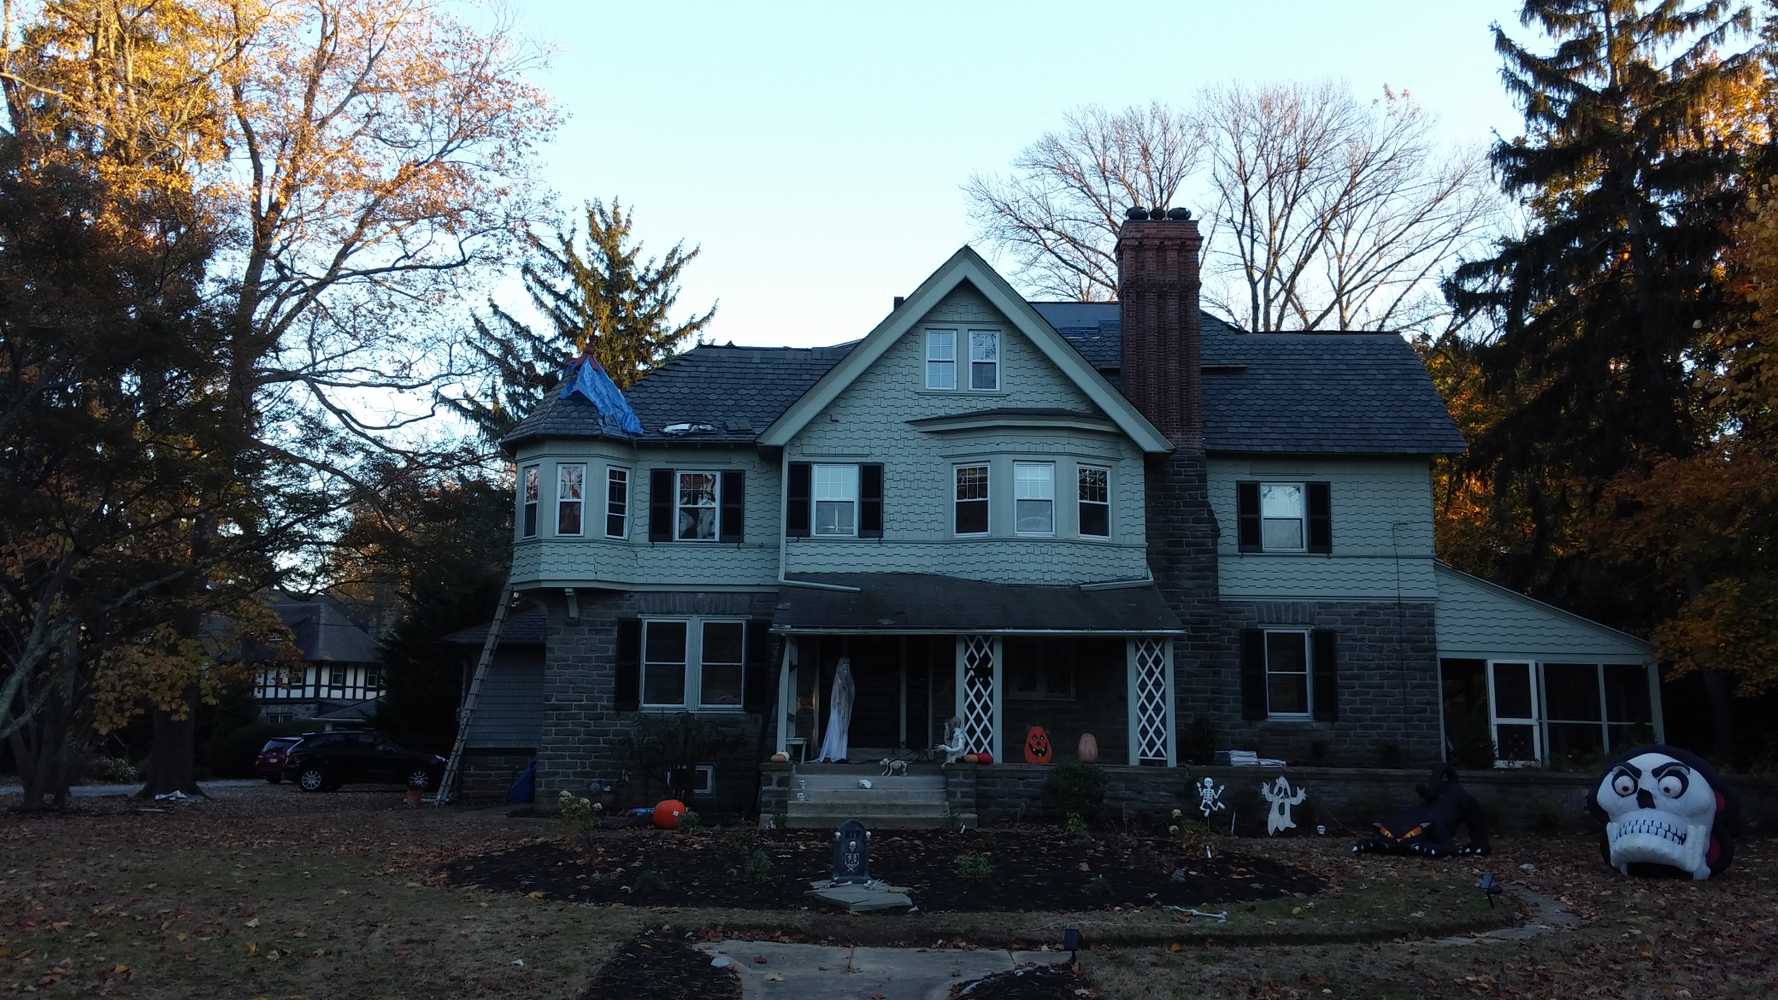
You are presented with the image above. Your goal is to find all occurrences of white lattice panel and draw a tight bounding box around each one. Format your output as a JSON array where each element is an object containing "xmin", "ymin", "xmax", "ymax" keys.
[
  {"xmin": 961, "ymin": 635, "xmax": 996, "ymax": 754},
  {"xmin": 1133, "ymin": 639, "xmax": 1171, "ymax": 763}
]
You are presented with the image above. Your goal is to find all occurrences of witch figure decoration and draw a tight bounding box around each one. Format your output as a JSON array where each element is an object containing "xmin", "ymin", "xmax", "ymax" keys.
[{"xmin": 816, "ymin": 656, "xmax": 856, "ymax": 763}]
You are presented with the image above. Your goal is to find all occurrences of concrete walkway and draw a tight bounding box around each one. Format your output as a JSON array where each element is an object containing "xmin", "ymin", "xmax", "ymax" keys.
[
  {"xmin": 698, "ymin": 940, "xmax": 1069, "ymax": 1000},
  {"xmin": 0, "ymin": 778, "xmax": 267, "ymax": 798}
]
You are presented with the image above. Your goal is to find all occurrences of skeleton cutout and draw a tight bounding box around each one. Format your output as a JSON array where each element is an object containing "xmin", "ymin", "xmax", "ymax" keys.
[{"xmin": 1588, "ymin": 745, "xmax": 1738, "ymax": 880}]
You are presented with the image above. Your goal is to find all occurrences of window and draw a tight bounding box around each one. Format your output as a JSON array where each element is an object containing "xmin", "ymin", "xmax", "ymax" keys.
[
  {"xmin": 954, "ymin": 464, "xmax": 989, "ymax": 535},
  {"xmin": 1077, "ymin": 465, "xmax": 1110, "ymax": 538},
  {"xmin": 557, "ymin": 464, "xmax": 585, "ymax": 536},
  {"xmin": 328, "ymin": 665, "xmax": 347, "ymax": 693},
  {"xmin": 363, "ymin": 666, "xmax": 382, "ymax": 692},
  {"xmin": 699, "ymin": 621, "xmax": 745, "ymax": 708},
  {"xmin": 1004, "ymin": 638, "xmax": 1075, "ymax": 700},
  {"xmin": 813, "ymin": 464, "xmax": 859, "ymax": 536},
  {"xmin": 1260, "ymin": 483, "xmax": 1305, "ymax": 551},
  {"xmin": 968, "ymin": 330, "xmax": 1000, "ymax": 389},
  {"xmin": 642, "ymin": 620, "xmax": 689, "ymax": 706},
  {"xmin": 606, "ymin": 467, "xmax": 629, "ymax": 538},
  {"xmin": 675, "ymin": 471, "xmax": 719, "ymax": 541},
  {"xmin": 267, "ymin": 712, "xmax": 293, "ymax": 724},
  {"xmin": 1265, "ymin": 630, "xmax": 1311, "ymax": 718},
  {"xmin": 1488, "ymin": 661, "xmax": 1541, "ymax": 765},
  {"xmin": 663, "ymin": 763, "xmax": 717, "ymax": 797},
  {"xmin": 1013, "ymin": 462, "xmax": 1055, "ymax": 535},
  {"xmin": 925, "ymin": 330, "xmax": 956, "ymax": 389},
  {"xmin": 520, "ymin": 465, "xmax": 539, "ymax": 538}
]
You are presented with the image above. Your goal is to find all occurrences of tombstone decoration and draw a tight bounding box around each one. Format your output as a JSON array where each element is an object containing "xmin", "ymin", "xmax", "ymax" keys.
[
  {"xmin": 832, "ymin": 819, "xmax": 872, "ymax": 885},
  {"xmin": 1586, "ymin": 744, "xmax": 1739, "ymax": 880},
  {"xmin": 1195, "ymin": 777, "xmax": 1226, "ymax": 819},
  {"xmin": 1024, "ymin": 725, "xmax": 1053, "ymax": 765},
  {"xmin": 1352, "ymin": 765, "xmax": 1491, "ymax": 859},
  {"xmin": 1258, "ymin": 776, "xmax": 1306, "ymax": 836}
]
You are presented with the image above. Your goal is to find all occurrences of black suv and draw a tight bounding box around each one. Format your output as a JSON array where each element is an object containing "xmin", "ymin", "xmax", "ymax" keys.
[{"xmin": 281, "ymin": 731, "xmax": 444, "ymax": 793}]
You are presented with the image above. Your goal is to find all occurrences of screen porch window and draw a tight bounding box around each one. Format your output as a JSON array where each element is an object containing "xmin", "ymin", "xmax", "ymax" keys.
[
  {"xmin": 968, "ymin": 330, "xmax": 1000, "ymax": 389},
  {"xmin": 813, "ymin": 464, "xmax": 859, "ymax": 536},
  {"xmin": 1013, "ymin": 462, "xmax": 1055, "ymax": 535},
  {"xmin": 954, "ymin": 464, "xmax": 989, "ymax": 535},
  {"xmin": 1488, "ymin": 660, "xmax": 1541, "ymax": 764},
  {"xmin": 1260, "ymin": 483, "xmax": 1305, "ymax": 551},
  {"xmin": 698, "ymin": 621, "xmax": 745, "ymax": 708},
  {"xmin": 1265, "ymin": 630, "xmax": 1311, "ymax": 718},
  {"xmin": 1078, "ymin": 465, "xmax": 1109, "ymax": 538},
  {"xmin": 926, "ymin": 330, "xmax": 956, "ymax": 389},
  {"xmin": 520, "ymin": 465, "xmax": 539, "ymax": 538},
  {"xmin": 642, "ymin": 620, "xmax": 689, "ymax": 707},
  {"xmin": 675, "ymin": 471, "xmax": 719, "ymax": 541},
  {"xmin": 557, "ymin": 464, "xmax": 585, "ymax": 536},
  {"xmin": 606, "ymin": 467, "xmax": 629, "ymax": 538}
]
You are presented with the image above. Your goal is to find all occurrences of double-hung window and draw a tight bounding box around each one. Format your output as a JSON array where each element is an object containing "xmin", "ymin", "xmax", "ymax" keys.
[
  {"xmin": 557, "ymin": 464, "xmax": 585, "ymax": 536},
  {"xmin": 813, "ymin": 464, "xmax": 859, "ymax": 536},
  {"xmin": 925, "ymin": 330, "xmax": 957, "ymax": 389},
  {"xmin": 1264, "ymin": 630, "xmax": 1312, "ymax": 719},
  {"xmin": 968, "ymin": 330, "xmax": 1000, "ymax": 389},
  {"xmin": 675, "ymin": 471, "xmax": 719, "ymax": 541},
  {"xmin": 606, "ymin": 467, "xmax": 629, "ymax": 538},
  {"xmin": 1078, "ymin": 465, "xmax": 1110, "ymax": 538},
  {"xmin": 642, "ymin": 620, "xmax": 689, "ymax": 707},
  {"xmin": 1013, "ymin": 462, "xmax": 1055, "ymax": 535},
  {"xmin": 520, "ymin": 465, "xmax": 539, "ymax": 538},
  {"xmin": 1260, "ymin": 483, "xmax": 1305, "ymax": 551},
  {"xmin": 954, "ymin": 464, "xmax": 989, "ymax": 535},
  {"xmin": 698, "ymin": 621, "xmax": 745, "ymax": 708},
  {"xmin": 1238, "ymin": 480, "xmax": 1331, "ymax": 553},
  {"xmin": 639, "ymin": 619, "xmax": 746, "ymax": 711}
]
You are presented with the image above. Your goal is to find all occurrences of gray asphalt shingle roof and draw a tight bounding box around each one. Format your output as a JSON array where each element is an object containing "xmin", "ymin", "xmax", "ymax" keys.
[
  {"xmin": 774, "ymin": 573, "xmax": 1183, "ymax": 634},
  {"xmin": 503, "ymin": 304, "xmax": 1464, "ymax": 456},
  {"xmin": 443, "ymin": 608, "xmax": 548, "ymax": 646}
]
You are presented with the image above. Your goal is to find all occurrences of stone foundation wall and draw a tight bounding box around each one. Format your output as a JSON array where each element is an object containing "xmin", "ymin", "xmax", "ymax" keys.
[{"xmin": 457, "ymin": 751, "xmax": 534, "ymax": 801}]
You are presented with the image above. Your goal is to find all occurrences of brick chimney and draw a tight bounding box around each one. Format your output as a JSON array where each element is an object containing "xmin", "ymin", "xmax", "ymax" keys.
[{"xmin": 1116, "ymin": 207, "xmax": 1203, "ymax": 451}]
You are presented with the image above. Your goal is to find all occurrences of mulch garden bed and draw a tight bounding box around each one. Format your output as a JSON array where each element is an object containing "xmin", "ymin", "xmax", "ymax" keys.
[
  {"xmin": 442, "ymin": 828, "xmax": 1322, "ymax": 912},
  {"xmin": 579, "ymin": 928, "xmax": 739, "ymax": 1000},
  {"xmin": 953, "ymin": 961, "xmax": 1097, "ymax": 999}
]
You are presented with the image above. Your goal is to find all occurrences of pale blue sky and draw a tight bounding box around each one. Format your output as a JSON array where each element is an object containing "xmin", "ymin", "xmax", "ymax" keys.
[{"xmin": 507, "ymin": 0, "xmax": 1526, "ymax": 347}]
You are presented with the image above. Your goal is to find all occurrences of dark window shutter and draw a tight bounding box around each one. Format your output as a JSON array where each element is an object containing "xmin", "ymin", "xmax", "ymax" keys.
[
  {"xmin": 742, "ymin": 619, "xmax": 775, "ymax": 712},
  {"xmin": 614, "ymin": 619, "xmax": 642, "ymax": 712},
  {"xmin": 859, "ymin": 463, "xmax": 884, "ymax": 538},
  {"xmin": 1240, "ymin": 629, "xmax": 1267, "ymax": 721},
  {"xmin": 1307, "ymin": 482, "xmax": 1332, "ymax": 553},
  {"xmin": 1312, "ymin": 628, "xmax": 1339, "ymax": 722},
  {"xmin": 648, "ymin": 469, "xmax": 673, "ymax": 542},
  {"xmin": 785, "ymin": 463, "xmax": 811, "ymax": 538},
  {"xmin": 720, "ymin": 470, "xmax": 745, "ymax": 540},
  {"xmin": 1236, "ymin": 481, "xmax": 1261, "ymax": 552}
]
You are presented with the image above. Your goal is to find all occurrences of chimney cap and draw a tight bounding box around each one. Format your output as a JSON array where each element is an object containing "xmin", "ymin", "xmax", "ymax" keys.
[
  {"xmin": 1167, "ymin": 207, "xmax": 1192, "ymax": 221},
  {"xmin": 1125, "ymin": 206, "xmax": 1149, "ymax": 220}
]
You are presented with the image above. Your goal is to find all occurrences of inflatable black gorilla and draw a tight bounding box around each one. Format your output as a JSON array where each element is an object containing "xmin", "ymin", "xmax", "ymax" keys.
[{"xmin": 1352, "ymin": 764, "xmax": 1491, "ymax": 858}]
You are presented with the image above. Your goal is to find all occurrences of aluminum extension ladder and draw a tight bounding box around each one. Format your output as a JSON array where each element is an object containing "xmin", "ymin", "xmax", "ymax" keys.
[{"xmin": 434, "ymin": 574, "xmax": 513, "ymax": 806}]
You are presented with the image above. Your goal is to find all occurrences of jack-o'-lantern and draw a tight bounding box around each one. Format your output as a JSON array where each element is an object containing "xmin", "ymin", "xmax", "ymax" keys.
[
  {"xmin": 652, "ymin": 799, "xmax": 686, "ymax": 830},
  {"xmin": 1024, "ymin": 725, "xmax": 1053, "ymax": 765}
]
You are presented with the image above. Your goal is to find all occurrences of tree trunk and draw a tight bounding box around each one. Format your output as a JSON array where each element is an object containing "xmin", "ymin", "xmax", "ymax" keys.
[
  {"xmin": 1701, "ymin": 670, "xmax": 1735, "ymax": 763},
  {"xmin": 138, "ymin": 697, "xmax": 204, "ymax": 799}
]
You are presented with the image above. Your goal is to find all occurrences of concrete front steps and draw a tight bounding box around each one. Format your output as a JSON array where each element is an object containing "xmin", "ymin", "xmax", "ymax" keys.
[{"xmin": 783, "ymin": 769, "xmax": 965, "ymax": 830}]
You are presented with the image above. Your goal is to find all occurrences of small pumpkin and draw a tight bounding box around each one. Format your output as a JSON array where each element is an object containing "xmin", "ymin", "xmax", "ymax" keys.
[
  {"xmin": 976, "ymin": 751, "xmax": 993, "ymax": 765},
  {"xmin": 1077, "ymin": 732, "xmax": 1100, "ymax": 764},
  {"xmin": 652, "ymin": 799, "xmax": 686, "ymax": 830},
  {"xmin": 963, "ymin": 753, "xmax": 981, "ymax": 764},
  {"xmin": 1024, "ymin": 725, "xmax": 1053, "ymax": 765},
  {"xmin": 770, "ymin": 752, "xmax": 789, "ymax": 763}
]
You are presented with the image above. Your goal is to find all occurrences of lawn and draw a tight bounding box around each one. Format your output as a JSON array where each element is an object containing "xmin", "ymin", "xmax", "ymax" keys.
[{"xmin": 2, "ymin": 788, "xmax": 1772, "ymax": 999}]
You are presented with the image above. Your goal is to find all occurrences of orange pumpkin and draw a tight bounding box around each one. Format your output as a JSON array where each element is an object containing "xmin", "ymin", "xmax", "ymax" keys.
[
  {"xmin": 1024, "ymin": 725, "xmax": 1053, "ymax": 765},
  {"xmin": 963, "ymin": 753, "xmax": 981, "ymax": 764},
  {"xmin": 652, "ymin": 799, "xmax": 686, "ymax": 830}
]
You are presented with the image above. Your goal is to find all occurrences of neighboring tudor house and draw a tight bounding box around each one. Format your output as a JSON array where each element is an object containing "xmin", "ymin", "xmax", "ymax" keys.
[
  {"xmin": 471, "ymin": 209, "xmax": 1660, "ymax": 811},
  {"xmin": 249, "ymin": 591, "xmax": 388, "ymax": 723}
]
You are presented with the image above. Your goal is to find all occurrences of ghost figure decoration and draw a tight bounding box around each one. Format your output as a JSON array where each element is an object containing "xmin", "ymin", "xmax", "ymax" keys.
[
  {"xmin": 1258, "ymin": 776, "xmax": 1306, "ymax": 836},
  {"xmin": 1588, "ymin": 745, "xmax": 1738, "ymax": 880}
]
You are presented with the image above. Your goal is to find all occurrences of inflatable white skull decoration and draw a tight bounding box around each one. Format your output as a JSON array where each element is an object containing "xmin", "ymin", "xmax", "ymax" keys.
[{"xmin": 1589, "ymin": 745, "xmax": 1738, "ymax": 880}]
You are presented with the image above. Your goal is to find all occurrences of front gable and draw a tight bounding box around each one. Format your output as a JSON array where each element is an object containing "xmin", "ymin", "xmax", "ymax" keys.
[{"xmin": 759, "ymin": 247, "xmax": 1171, "ymax": 454}]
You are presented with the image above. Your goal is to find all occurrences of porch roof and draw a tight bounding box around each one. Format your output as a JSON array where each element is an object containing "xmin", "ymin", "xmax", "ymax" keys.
[{"xmin": 772, "ymin": 573, "xmax": 1183, "ymax": 635}]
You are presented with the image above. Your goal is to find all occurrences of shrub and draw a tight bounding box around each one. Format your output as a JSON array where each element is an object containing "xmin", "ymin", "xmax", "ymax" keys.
[
  {"xmin": 953, "ymin": 852, "xmax": 993, "ymax": 881},
  {"xmin": 743, "ymin": 847, "xmax": 774, "ymax": 884},
  {"xmin": 558, "ymin": 790, "xmax": 603, "ymax": 849},
  {"xmin": 74, "ymin": 749, "xmax": 140, "ymax": 784},
  {"xmin": 1041, "ymin": 762, "xmax": 1106, "ymax": 822},
  {"xmin": 1063, "ymin": 813, "xmax": 1088, "ymax": 836}
]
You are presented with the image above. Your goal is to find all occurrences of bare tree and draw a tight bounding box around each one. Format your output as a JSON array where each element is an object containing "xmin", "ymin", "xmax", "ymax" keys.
[
  {"xmin": 965, "ymin": 102, "xmax": 1201, "ymax": 300},
  {"xmin": 1199, "ymin": 81, "xmax": 1498, "ymax": 334}
]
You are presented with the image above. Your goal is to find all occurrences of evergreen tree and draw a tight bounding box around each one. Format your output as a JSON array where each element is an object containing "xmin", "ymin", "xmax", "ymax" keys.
[{"xmin": 451, "ymin": 199, "xmax": 717, "ymax": 442}]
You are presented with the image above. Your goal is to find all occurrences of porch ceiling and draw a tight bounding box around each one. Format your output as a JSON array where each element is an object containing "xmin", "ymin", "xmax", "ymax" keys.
[{"xmin": 773, "ymin": 573, "xmax": 1183, "ymax": 635}]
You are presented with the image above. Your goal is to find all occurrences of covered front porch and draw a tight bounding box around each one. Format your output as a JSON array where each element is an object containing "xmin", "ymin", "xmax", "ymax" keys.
[{"xmin": 770, "ymin": 573, "xmax": 1185, "ymax": 767}]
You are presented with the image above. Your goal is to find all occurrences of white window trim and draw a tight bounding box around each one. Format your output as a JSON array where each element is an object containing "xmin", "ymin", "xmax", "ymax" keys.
[
  {"xmin": 663, "ymin": 763, "xmax": 717, "ymax": 797},
  {"xmin": 1264, "ymin": 627, "xmax": 1313, "ymax": 721},
  {"xmin": 967, "ymin": 329, "xmax": 1001, "ymax": 391},
  {"xmin": 1078, "ymin": 464, "xmax": 1111, "ymax": 540},
  {"xmin": 520, "ymin": 464, "xmax": 540, "ymax": 539},
  {"xmin": 605, "ymin": 466, "xmax": 630, "ymax": 539},
  {"xmin": 674, "ymin": 470, "xmax": 722, "ymax": 542},
  {"xmin": 1013, "ymin": 461, "xmax": 1056, "ymax": 537},
  {"xmin": 557, "ymin": 463, "xmax": 586, "ymax": 537},
  {"xmin": 1486, "ymin": 659, "xmax": 1542, "ymax": 767},
  {"xmin": 1259, "ymin": 481, "xmax": 1307, "ymax": 553},
  {"xmin": 640, "ymin": 617, "xmax": 748, "ymax": 712},
  {"xmin": 811, "ymin": 463, "xmax": 860, "ymax": 538},
  {"xmin": 925, "ymin": 329, "xmax": 957, "ymax": 390},
  {"xmin": 953, "ymin": 462, "xmax": 991, "ymax": 537}
]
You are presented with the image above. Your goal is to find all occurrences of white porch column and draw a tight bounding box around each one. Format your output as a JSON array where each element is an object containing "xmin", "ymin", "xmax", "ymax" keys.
[
  {"xmin": 1127, "ymin": 638, "xmax": 1177, "ymax": 766},
  {"xmin": 955, "ymin": 635, "xmax": 1001, "ymax": 761},
  {"xmin": 775, "ymin": 638, "xmax": 793, "ymax": 755}
]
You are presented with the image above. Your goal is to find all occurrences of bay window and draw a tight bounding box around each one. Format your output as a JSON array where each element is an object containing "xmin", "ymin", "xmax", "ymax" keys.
[
  {"xmin": 520, "ymin": 465, "xmax": 539, "ymax": 538},
  {"xmin": 954, "ymin": 464, "xmax": 989, "ymax": 535},
  {"xmin": 1014, "ymin": 461, "xmax": 1055, "ymax": 535},
  {"xmin": 557, "ymin": 463, "xmax": 585, "ymax": 536},
  {"xmin": 606, "ymin": 467, "xmax": 629, "ymax": 538},
  {"xmin": 1078, "ymin": 465, "xmax": 1110, "ymax": 538}
]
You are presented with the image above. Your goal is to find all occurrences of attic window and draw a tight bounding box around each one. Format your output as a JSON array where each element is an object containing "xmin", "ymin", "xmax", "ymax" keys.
[{"xmin": 662, "ymin": 422, "xmax": 718, "ymax": 436}]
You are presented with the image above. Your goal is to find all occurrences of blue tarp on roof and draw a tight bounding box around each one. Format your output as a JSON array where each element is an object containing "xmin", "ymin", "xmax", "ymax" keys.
[{"xmin": 558, "ymin": 354, "xmax": 642, "ymax": 437}]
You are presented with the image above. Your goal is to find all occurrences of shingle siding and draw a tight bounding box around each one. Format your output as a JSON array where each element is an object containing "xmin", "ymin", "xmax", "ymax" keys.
[
  {"xmin": 1434, "ymin": 563, "xmax": 1652, "ymax": 661},
  {"xmin": 462, "ymin": 648, "xmax": 544, "ymax": 748}
]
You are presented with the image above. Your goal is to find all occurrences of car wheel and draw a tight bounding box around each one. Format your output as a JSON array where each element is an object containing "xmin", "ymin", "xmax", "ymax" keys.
[
  {"xmin": 265, "ymin": 776, "xmax": 282, "ymax": 785},
  {"xmin": 297, "ymin": 767, "xmax": 327, "ymax": 792},
  {"xmin": 407, "ymin": 767, "xmax": 434, "ymax": 791}
]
